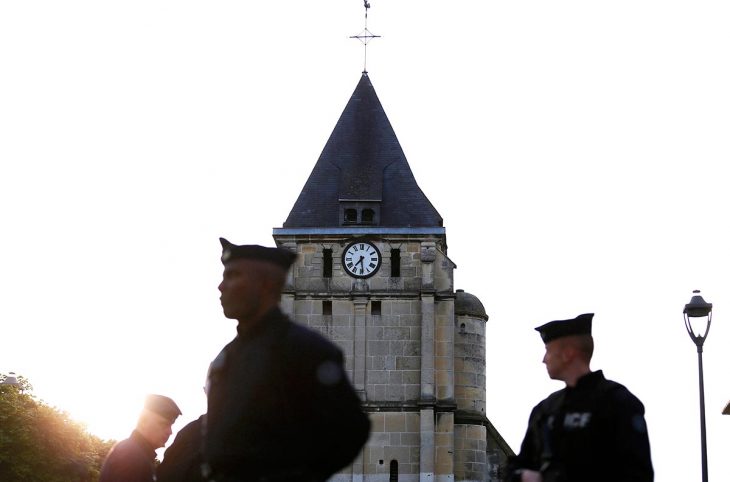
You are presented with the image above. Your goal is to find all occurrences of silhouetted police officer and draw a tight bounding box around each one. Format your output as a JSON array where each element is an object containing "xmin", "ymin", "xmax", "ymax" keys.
[
  {"xmin": 508, "ymin": 313, "xmax": 653, "ymax": 482},
  {"xmin": 202, "ymin": 239, "xmax": 370, "ymax": 482},
  {"xmin": 100, "ymin": 394, "xmax": 181, "ymax": 482}
]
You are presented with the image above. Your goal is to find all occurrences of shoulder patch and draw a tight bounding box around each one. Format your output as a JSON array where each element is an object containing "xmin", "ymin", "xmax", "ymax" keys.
[{"xmin": 632, "ymin": 414, "xmax": 648, "ymax": 434}]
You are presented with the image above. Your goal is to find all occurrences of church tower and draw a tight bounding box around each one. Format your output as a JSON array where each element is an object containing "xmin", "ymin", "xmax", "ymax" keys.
[{"xmin": 273, "ymin": 73, "xmax": 510, "ymax": 481}]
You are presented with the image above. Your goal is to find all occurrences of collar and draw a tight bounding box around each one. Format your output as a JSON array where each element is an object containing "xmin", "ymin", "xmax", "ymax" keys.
[{"xmin": 573, "ymin": 370, "xmax": 605, "ymax": 390}]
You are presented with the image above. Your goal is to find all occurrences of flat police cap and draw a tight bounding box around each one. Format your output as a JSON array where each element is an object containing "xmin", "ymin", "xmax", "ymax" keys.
[
  {"xmin": 144, "ymin": 394, "xmax": 182, "ymax": 423},
  {"xmin": 535, "ymin": 313, "xmax": 594, "ymax": 343},
  {"xmin": 220, "ymin": 238, "xmax": 297, "ymax": 270}
]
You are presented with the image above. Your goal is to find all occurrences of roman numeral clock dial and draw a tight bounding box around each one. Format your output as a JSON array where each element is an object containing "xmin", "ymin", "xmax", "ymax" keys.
[{"xmin": 342, "ymin": 241, "xmax": 381, "ymax": 278}]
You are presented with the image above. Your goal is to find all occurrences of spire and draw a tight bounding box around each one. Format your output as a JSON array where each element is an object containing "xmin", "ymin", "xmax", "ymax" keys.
[{"xmin": 283, "ymin": 74, "xmax": 442, "ymax": 229}]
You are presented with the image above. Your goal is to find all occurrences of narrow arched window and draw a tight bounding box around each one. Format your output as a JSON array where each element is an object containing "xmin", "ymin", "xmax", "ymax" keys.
[
  {"xmin": 323, "ymin": 248, "xmax": 333, "ymax": 278},
  {"xmin": 389, "ymin": 460, "xmax": 398, "ymax": 482},
  {"xmin": 390, "ymin": 249, "xmax": 401, "ymax": 277}
]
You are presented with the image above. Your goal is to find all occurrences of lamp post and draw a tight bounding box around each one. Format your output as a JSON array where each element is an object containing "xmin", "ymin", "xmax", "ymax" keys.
[{"xmin": 683, "ymin": 290, "xmax": 713, "ymax": 482}]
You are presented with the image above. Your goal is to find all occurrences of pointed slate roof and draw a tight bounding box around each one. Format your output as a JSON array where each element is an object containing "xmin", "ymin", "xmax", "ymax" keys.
[{"xmin": 283, "ymin": 73, "xmax": 442, "ymax": 228}]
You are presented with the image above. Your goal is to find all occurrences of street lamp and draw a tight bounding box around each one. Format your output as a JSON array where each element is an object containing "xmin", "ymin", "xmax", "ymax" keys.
[{"xmin": 683, "ymin": 289, "xmax": 713, "ymax": 482}]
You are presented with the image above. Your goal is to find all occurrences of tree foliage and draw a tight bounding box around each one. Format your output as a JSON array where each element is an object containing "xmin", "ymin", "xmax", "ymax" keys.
[{"xmin": 0, "ymin": 374, "xmax": 115, "ymax": 482}]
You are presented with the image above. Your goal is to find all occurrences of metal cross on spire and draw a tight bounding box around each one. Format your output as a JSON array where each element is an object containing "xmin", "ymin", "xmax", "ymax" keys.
[{"xmin": 349, "ymin": 0, "xmax": 380, "ymax": 74}]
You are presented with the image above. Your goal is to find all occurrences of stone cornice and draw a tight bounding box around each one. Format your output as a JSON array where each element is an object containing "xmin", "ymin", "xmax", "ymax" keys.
[
  {"xmin": 273, "ymin": 227, "xmax": 445, "ymax": 236},
  {"xmin": 362, "ymin": 399, "xmax": 458, "ymax": 413},
  {"xmin": 282, "ymin": 290, "xmax": 457, "ymax": 300}
]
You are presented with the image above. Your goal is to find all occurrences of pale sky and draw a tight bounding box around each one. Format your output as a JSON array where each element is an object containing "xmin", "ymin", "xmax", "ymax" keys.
[{"xmin": 1, "ymin": 2, "xmax": 729, "ymax": 481}]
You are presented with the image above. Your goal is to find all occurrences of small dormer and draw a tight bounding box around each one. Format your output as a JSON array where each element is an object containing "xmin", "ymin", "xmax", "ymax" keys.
[{"xmin": 340, "ymin": 200, "xmax": 381, "ymax": 226}]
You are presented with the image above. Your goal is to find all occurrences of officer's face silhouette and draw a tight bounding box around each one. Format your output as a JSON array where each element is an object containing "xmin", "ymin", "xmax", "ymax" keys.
[
  {"xmin": 218, "ymin": 259, "xmax": 266, "ymax": 321},
  {"xmin": 542, "ymin": 339, "xmax": 569, "ymax": 381},
  {"xmin": 218, "ymin": 259, "xmax": 285, "ymax": 323},
  {"xmin": 137, "ymin": 409, "xmax": 175, "ymax": 449}
]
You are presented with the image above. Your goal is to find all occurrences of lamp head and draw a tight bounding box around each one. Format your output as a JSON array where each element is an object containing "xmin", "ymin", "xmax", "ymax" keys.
[{"xmin": 684, "ymin": 290, "xmax": 713, "ymax": 318}]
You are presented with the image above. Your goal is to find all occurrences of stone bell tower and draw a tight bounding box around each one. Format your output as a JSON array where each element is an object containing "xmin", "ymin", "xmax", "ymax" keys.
[{"xmin": 273, "ymin": 73, "xmax": 511, "ymax": 482}]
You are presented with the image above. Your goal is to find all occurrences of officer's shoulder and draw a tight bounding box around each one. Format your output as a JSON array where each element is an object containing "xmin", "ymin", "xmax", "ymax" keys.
[
  {"xmin": 536, "ymin": 387, "xmax": 567, "ymax": 410},
  {"xmin": 104, "ymin": 436, "xmax": 145, "ymax": 466},
  {"xmin": 283, "ymin": 317, "xmax": 342, "ymax": 356},
  {"xmin": 599, "ymin": 377, "xmax": 645, "ymax": 409},
  {"xmin": 598, "ymin": 377, "xmax": 631, "ymax": 396},
  {"xmin": 109, "ymin": 436, "xmax": 137, "ymax": 455}
]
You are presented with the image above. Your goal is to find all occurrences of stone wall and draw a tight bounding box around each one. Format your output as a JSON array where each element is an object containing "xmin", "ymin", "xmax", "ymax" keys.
[
  {"xmin": 454, "ymin": 424, "xmax": 487, "ymax": 482},
  {"xmin": 454, "ymin": 313, "xmax": 486, "ymax": 416},
  {"xmin": 367, "ymin": 300, "xmax": 422, "ymax": 401},
  {"xmin": 360, "ymin": 412, "xmax": 421, "ymax": 482}
]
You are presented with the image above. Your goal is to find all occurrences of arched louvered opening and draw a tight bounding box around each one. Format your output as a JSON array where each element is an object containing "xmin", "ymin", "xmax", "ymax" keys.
[
  {"xmin": 344, "ymin": 208, "xmax": 358, "ymax": 224},
  {"xmin": 362, "ymin": 208, "xmax": 375, "ymax": 224}
]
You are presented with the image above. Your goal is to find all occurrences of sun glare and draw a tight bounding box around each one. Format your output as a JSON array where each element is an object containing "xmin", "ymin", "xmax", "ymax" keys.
[{"xmin": 56, "ymin": 392, "xmax": 141, "ymax": 442}]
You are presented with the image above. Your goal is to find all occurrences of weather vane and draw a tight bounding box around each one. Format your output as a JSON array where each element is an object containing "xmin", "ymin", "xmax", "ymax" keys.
[{"xmin": 349, "ymin": 0, "xmax": 380, "ymax": 73}]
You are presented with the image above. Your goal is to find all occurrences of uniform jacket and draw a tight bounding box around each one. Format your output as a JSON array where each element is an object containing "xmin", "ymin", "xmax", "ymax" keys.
[
  {"xmin": 157, "ymin": 416, "xmax": 205, "ymax": 482},
  {"xmin": 99, "ymin": 430, "xmax": 157, "ymax": 482},
  {"xmin": 509, "ymin": 370, "xmax": 653, "ymax": 482},
  {"xmin": 204, "ymin": 307, "xmax": 371, "ymax": 481}
]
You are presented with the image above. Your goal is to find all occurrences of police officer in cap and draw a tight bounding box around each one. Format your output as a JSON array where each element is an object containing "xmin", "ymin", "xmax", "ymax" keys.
[
  {"xmin": 100, "ymin": 394, "xmax": 182, "ymax": 482},
  {"xmin": 508, "ymin": 313, "xmax": 653, "ymax": 482},
  {"xmin": 203, "ymin": 239, "xmax": 370, "ymax": 482}
]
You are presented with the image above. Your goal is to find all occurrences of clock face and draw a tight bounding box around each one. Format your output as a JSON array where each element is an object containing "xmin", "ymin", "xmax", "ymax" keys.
[{"xmin": 342, "ymin": 241, "xmax": 381, "ymax": 278}]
